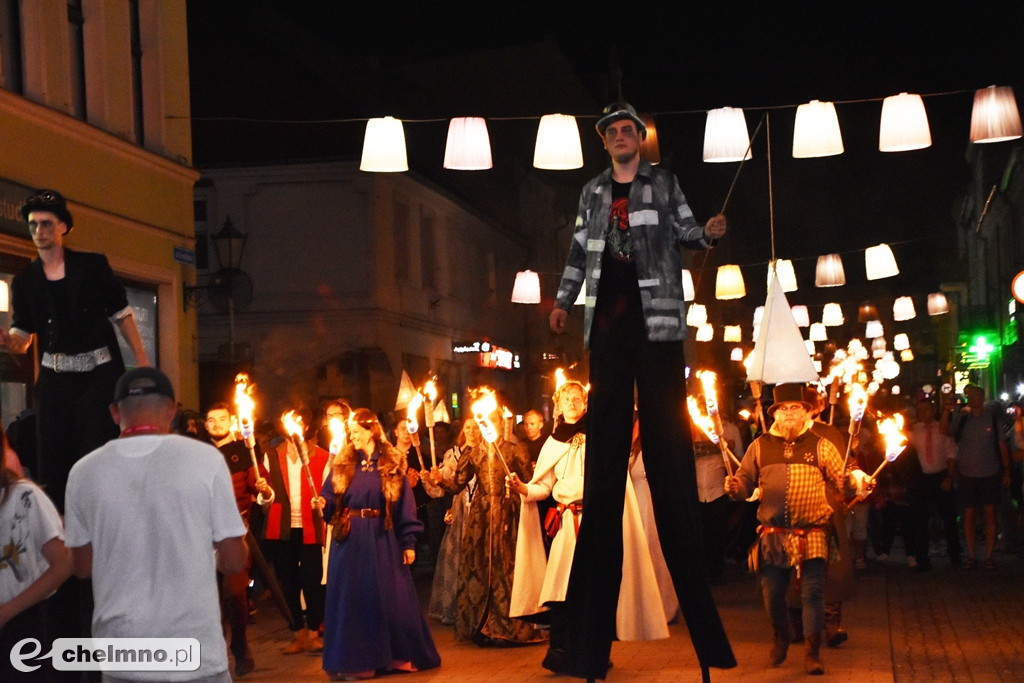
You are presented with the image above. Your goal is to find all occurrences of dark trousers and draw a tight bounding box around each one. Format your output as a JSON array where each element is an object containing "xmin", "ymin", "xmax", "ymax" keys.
[
  {"xmin": 762, "ymin": 559, "xmax": 826, "ymax": 638},
  {"xmin": 219, "ymin": 554, "xmax": 252, "ymax": 657},
  {"xmin": 563, "ymin": 338, "xmax": 735, "ymax": 679},
  {"xmin": 268, "ymin": 529, "xmax": 325, "ymax": 631},
  {"xmin": 909, "ymin": 473, "xmax": 962, "ymax": 565},
  {"xmin": 35, "ymin": 362, "xmax": 123, "ymax": 513}
]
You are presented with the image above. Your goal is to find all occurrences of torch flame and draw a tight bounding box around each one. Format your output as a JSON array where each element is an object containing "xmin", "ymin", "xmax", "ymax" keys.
[
  {"xmin": 687, "ymin": 396, "xmax": 720, "ymax": 445},
  {"xmin": 877, "ymin": 413, "xmax": 907, "ymax": 462},
  {"xmin": 406, "ymin": 393, "xmax": 423, "ymax": 435},
  {"xmin": 554, "ymin": 368, "xmax": 567, "ymax": 391},
  {"xmin": 281, "ymin": 410, "xmax": 304, "ymax": 439},
  {"xmin": 471, "ymin": 388, "xmax": 499, "ymax": 444},
  {"xmin": 697, "ymin": 369, "xmax": 720, "ymax": 416},
  {"xmin": 848, "ymin": 383, "xmax": 868, "ymax": 423},
  {"xmin": 328, "ymin": 416, "xmax": 346, "ymax": 456},
  {"xmin": 423, "ymin": 379, "xmax": 437, "ymax": 404},
  {"xmin": 233, "ymin": 374, "xmax": 256, "ymax": 441}
]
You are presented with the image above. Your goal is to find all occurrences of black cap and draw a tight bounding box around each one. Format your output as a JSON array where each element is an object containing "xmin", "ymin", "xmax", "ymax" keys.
[
  {"xmin": 20, "ymin": 189, "xmax": 74, "ymax": 232},
  {"xmin": 113, "ymin": 367, "xmax": 175, "ymax": 404}
]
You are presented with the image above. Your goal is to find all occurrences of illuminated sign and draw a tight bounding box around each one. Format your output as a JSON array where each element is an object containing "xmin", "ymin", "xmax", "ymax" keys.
[{"xmin": 453, "ymin": 340, "xmax": 519, "ymax": 370}]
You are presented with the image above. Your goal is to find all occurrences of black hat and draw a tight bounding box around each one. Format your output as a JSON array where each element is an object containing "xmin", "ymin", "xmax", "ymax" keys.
[
  {"xmin": 113, "ymin": 367, "xmax": 175, "ymax": 404},
  {"xmin": 767, "ymin": 383, "xmax": 812, "ymax": 416},
  {"xmin": 595, "ymin": 102, "xmax": 647, "ymax": 139},
  {"xmin": 20, "ymin": 189, "xmax": 74, "ymax": 232}
]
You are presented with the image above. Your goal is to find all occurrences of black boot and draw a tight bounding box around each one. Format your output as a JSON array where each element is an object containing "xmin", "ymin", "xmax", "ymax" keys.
[
  {"xmin": 788, "ymin": 606, "xmax": 805, "ymax": 644},
  {"xmin": 770, "ymin": 629, "xmax": 790, "ymax": 667},
  {"xmin": 804, "ymin": 634, "xmax": 824, "ymax": 675}
]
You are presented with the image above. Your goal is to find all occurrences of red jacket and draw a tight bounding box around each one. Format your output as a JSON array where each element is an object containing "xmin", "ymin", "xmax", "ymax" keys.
[{"xmin": 263, "ymin": 439, "xmax": 327, "ymax": 545}]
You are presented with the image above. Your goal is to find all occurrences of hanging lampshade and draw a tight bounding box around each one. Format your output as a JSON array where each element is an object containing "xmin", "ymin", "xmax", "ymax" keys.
[
  {"xmin": 814, "ymin": 253, "xmax": 846, "ymax": 287},
  {"xmin": 791, "ymin": 305, "xmax": 810, "ymax": 327},
  {"xmin": 879, "ymin": 93, "xmax": 932, "ymax": 152},
  {"xmin": 715, "ymin": 264, "xmax": 746, "ymax": 299},
  {"xmin": 970, "ymin": 85, "xmax": 1023, "ymax": 144},
  {"xmin": 751, "ymin": 324, "xmax": 760, "ymax": 342},
  {"xmin": 900, "ymin": 349, "xmax": 914, "ymax": 362},
  {"xmin": 804, "ymin": 339, "xmax": 817, "ymax": 356},
  {"xmin": 893, "ymin": 333, "xmax": 910, "ymax": 351},
  {"xmin": 533, "ymin": 114, "xmax": 584, "ymax": 170},
  {"xmin": 639, "ymin": 113, "xmax": 661, "ymax": 165},
  {"xmin": 857, "ymin": 302, "xmax": 879, "ymax": 322},
  {"xmin": 695, "ymin": 323, "xmax": 714, "ymax": 342},
  {"xmin": 723, "ymin": 325, "xmax": 742, "ymax": 342},
  {"xmin": 703, "ymin": 107, "xmax": 752, "ymax": 163},
  {"xmin": 686, "ymin": 303, "xmax": 708, "ymax": 327},
  {"xmin": 443, "ymin": 117, "xmax": 493, "ymax": 170},
  {"xmin": 681, "ymin": 269, "xmax": 695, "ymax": 302},
  {"xmin": 360, "ymin": 116, "xmax": 408, "ymax": 172},
  {"xmin": 753, "ymin": 305, "xmax": 764, "ymax": 326},
  {"xmin": 865, "ymin": 320, "xmax": 884, "ymax": 338},
  {"xmin": 822, "ymin": 303, "xmax": 844, "ymax": 326},
  {"xmin": 871, "ymin": 337, "xmax": 887, "ymax": 359},
  {"xmin": 865, "ymin": 243, "xmax": 899, "ymax": 280},
  {"xmin": 792, "ymin": 100, "xmax": 844, "ymax": 158},
  {"xmin": 510, "ymin": 270, "xmax": 541, "ymax": 304},
  {"xmin": 927, "ymin": 292, "xmax": 949, "ymax": 315},
  {"xmin": 730, "ymin": 346, "xmax": 744, "ymax": 361},
  {"xmin": 892, "ymin": 296, "xmax": 916, "ymax": 321},
  {"xmin": 767, "ymin": 259, "xmax": 797, "ymax": 292},
  {"xmin": 809, "ymin": 322, "xmax": 827, "ymax": 342},
  {"xmin": 0, "ymin": 280, "xmax": 8, "ymax": 312}
]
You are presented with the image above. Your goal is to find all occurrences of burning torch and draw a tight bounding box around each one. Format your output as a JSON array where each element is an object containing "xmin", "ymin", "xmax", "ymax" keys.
[
  {"xmin": 697, "ymin": 370, "xmax": 741, "ymax": 476},
  {"xmin": 422, "ymin": 379, "xmax": 438, "ymax": 469},
  {"xmin": 282, "ymin": 410, "xmax": 325, "ymax": 546},
  {"xmin": 233, "ymin": 373, "xmax": 261, "ymax": 477},
  {"xmin": 842, "ymin": 383, "xmax": 869, "ymax": 472},
  {"xmin": 471, "ymin": 389, "xmax": 512, "ymax": 496}
]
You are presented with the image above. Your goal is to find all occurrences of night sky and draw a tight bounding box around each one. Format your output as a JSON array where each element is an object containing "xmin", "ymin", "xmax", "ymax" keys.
[{"xmin": 187, "ymin": 1, "xmax": 1024, "ymax": 337}]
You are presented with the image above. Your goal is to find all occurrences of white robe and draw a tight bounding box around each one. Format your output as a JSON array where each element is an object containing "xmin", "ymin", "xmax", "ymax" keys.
[{"xmin": 510, "ymin": 432, "xmax": 669, "ymax": 641}]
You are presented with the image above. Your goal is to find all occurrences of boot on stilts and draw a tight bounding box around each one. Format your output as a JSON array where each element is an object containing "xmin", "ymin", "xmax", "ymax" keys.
[{"xmin": 769, "ymin": 628, "xmax": 790, "ymax": 667}]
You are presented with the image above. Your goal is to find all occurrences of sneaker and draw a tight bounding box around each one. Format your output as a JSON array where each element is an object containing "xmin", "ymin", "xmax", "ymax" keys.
[
  {"xmin": 876, "ymin": 553, "xmax": 889, "ymax": 563},
  {"xmin": 906, "ymin": 556, "xmax": 918, "ymax": 568}
]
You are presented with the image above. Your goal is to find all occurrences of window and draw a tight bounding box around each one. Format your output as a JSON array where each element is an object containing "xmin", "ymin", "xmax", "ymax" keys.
[
  {"xmin": 67, "ymin": 0, "xmax": 86, "ymax": 119},
  {"xmin": 420, "ymin": 208, "xmax": 436, "ymax": 290},
  {"xmin": 129, "ymin": 0, "xmax": 144, "ymax": 144},
  {"xmin": 0, "ymin": 0, "xmax": 23, "ymax": 93},
  {"xmin": 394, "ymin": 201, "xmax": 409, "ymax": 281}
]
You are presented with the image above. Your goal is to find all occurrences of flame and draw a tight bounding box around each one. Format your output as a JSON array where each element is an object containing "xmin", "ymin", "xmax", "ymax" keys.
[
  {"xmin": 687, "ymin": 396, "xmax": 720, "ymax": 444},
  {"xmin": 848, "ymin": 383, "xmax": 868, "ymax": 422},
  {"xmin": 423, "ymin": 379, "xmax": 437, "ymax": 404},
  {"xmin": 406, "ymin": 393, "xmax": 423, "ymax": 434},
  {"xmin": 281, "ymin": 410, "xmax": 304, "ymax": 439},
  {"xmin": 233, "ymin": 373, "xmax": 256, "ymax": 439},
  {"xmin": 697, "ymin": 369, "xmax": 720, "ymax": 416},
  {"xmin": 471, "ymin": 388, "xmax": 499, "ymax": 444},
  {"xmin": 738, "ymin": 408, "xmax": 752, "ymax": 421},
  {"xmin": 555, "ymin": 368, "xmax": 567, "ymax": 391},
  {"xmin": 328, "ymin": 416, "xmax": 347, "ymax": 456},
  {"xmin": 877, "ymin": 413, "xmax": 907, "ymax": 462}
]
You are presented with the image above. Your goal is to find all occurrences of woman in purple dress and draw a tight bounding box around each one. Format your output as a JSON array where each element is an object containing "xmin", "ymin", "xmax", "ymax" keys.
[{"xmin": 314, "ymin": 408, "xmax": 440, "ymax": 679}]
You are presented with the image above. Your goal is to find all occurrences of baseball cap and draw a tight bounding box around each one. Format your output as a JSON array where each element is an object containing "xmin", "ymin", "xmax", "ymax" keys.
[{"xmin": 113, "ymin": 367, "xmax": 175, "ymax": 404}]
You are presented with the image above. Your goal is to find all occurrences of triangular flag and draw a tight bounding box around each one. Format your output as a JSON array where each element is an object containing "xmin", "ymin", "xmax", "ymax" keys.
[
  {"xmin": 433, "ymin": 401, "xmax": 451, "ymax": 424},
  {"xmin": 394, "ymin": 370, "xmax": 417, "ymax": 411},
  {"xmin": 746, "ymin": 272, "xmax": 819, "ymax": 384}
]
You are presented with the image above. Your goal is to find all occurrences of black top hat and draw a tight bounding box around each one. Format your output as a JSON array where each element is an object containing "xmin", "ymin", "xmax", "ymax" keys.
[
  {"xmin": 767, "ymin": 383, "xmax": 813, "ymax": 416},
  {"xmin": 20, "ymin": 189, "xmax": 74, "ymax": 232}
]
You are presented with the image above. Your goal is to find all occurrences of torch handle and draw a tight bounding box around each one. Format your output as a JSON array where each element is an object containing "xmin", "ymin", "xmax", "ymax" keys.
[
  {"xmin": 428, "ymin": 426, "xmax": 437, "ymax": 469},
  {"xmin": 841, "ymin": 433, "xmax": 855, "ymax": 473},
  {"xmin": 870, "ymin": 459, "xmax": 890, "ymax": 481}
]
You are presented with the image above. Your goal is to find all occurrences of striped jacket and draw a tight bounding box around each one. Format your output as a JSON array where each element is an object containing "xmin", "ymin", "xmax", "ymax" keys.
[{"xmin": 553, "ymin": 160, "xmax": 713, "ymax": 347}]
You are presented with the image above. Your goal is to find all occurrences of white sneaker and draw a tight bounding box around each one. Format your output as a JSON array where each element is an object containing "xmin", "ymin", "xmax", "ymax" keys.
[
  {"xmin": 876, "ymin": 553, "xmax": 889, "ymax": 563},
  {"xmin": 907, "ymin": 556, "xmax": 918, "ymax": 568}
]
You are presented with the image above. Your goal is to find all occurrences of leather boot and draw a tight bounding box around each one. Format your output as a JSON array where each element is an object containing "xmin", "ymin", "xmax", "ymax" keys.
[
  {"xmin": 282, "ymin": 628, "xmax": 308, "ymax": 654},
  {"xmin": 804, "ymin": 633, "xmax": 824, "ymax": 675},
  {"xmin": 769, "ymin": 629, "xmax": 790, "ymax": 667},
  {"xmin": 788, "ymin": 606, "xmax": 805, "ymax": 643}
]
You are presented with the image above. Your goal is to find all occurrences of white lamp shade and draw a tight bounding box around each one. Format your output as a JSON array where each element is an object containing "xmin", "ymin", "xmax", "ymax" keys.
[
  {"xmin": 723, "ymin": 325, "xmax": 742, "ymax": 342},
  {"xmin": 793, "ymin": 100, "xmax": 844, "ymax": 158},
  {"xmin": 443, "ymin": 117, "xmax": 493, "ymax": 170},
  {"xmin": 511, "ymin": 270, "xmax": 541, "ymax": 304},
  {"xmin": 865, "ymin": 243, "xmax": 900, "ymax": 280},
  {"xmin": 715, "ymin": 264, "xmax": 746, "ymax": 299},
  {"xmin": 730, "ymin": 346, "xmax": 744, "ymax": 361},
  {"xmin": 821, "ymin": 303, "xmax": 844, "ymax": 326},
  {"xmin": 900, "ymin": 349, "xmax": 914, "ymax": 362},
  {"xmin": 809, "ymin": 322, "xmax": 827, "ymax": 342},
  {"xmin": 814, "ymin": 253, "xmax": 846, "ymax": 287},
  {"xmin": 892, "ymin": 296, "xmax": 916, "ymax": 321},
  {"xmin": 791, "ymin": 305, "xmax": 810, "ymax": 327},
  {"xmin": 695, "ymin": 323, "xmax": 714, "ymax": 342},
  {"xmin": 682, "ymin": 269, "xmax": 695, "ymax": 302},
  {"xmin": 751, "ymin": 323, "xmax": 760, "ymax": 342},
  {"xmin": 0, "ymin": 280, "xmax": 8, "ymax": 312},
  {"xmin": 767, "ymin": 259, "xmax": 797, "ymax": 292},
  {"xmin": 865, "ymin": 320, "xmax": 884, "ymax": 338},
  {"xmin": 893, "ymin": 333, "xmax": 910, "ymax": 351},
  {"xmin": 970, "ymin": 86, "xmax": 1023, "ymax": 144},
  {"xmin": 879, "ymin": 93, "xmax": 932, "ymax": 152},
  {"xmin": 360, "ymin": 117, "xmax": 408, "ymax": 172},
  {"xmin": 753, "ymin": 305, "xmax": 764, "ymax": 326},
  {"xmin": 805, "ymin": 339, "xmax": 816, "ymax": 355},
  {"xmin": 534, "ymin": 114, "xmax": 583, "ymax": 170},
  {"xmin": 686, "ymin": 303, "xmax": 708, "ymax": 327},
  {"xmin": 703, "ymin": 107, "xmax": 752, "ymax": 163},
  {"xmin": 927, "ymin": 292, "xmax": 949, "ymax": 315}
]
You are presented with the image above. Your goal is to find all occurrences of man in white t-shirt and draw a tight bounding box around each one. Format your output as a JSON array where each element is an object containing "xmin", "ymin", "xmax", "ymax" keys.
[{"xmin": 65, "ymin": 368, "xmax": 247, "ymax": 682}]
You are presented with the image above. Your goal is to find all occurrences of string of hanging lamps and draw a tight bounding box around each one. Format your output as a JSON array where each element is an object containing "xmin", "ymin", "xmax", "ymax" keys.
[{"xmin": 357, "ymin": 85, "xmax": 1021, "ymax": 172}]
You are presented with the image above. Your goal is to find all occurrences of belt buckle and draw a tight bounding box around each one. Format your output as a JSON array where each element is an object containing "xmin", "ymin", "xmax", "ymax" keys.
[
  {"xmin": 360, "ymin": 508, "xmax": 373, "ymax": 517},
  {"xmin": 52, "ymin": 353, "xmax": 66, "ymax": 373}
]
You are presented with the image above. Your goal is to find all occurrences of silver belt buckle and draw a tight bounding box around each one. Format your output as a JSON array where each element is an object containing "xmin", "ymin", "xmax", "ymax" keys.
[{"xmin": 51, "ymin": 353, "xmax": 67, "ymax": 373}]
